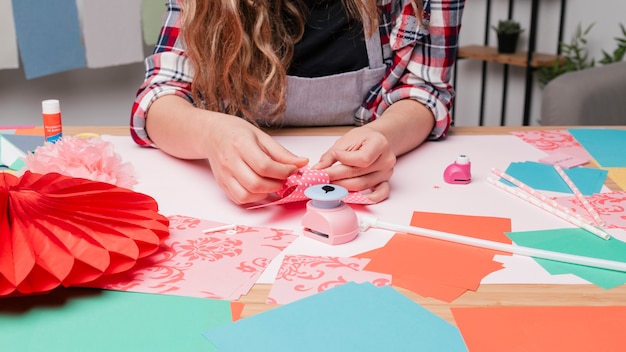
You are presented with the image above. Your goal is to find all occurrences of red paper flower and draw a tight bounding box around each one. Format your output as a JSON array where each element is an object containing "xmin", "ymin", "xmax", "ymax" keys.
[{"xmin": 0, "ymin": 171, "xmax": 169, "ymax": 296}]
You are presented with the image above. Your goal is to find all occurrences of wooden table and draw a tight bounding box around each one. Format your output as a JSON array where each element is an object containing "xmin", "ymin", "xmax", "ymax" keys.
[{"xmin": 62, "ymin": 125, "xmax": 626, "ymax": 324}]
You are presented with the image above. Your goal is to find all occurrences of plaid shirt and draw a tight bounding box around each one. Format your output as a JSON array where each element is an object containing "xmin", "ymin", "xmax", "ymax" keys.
[{"xmin": 131, "ymin": 0, "xmax": 465, "ymax": 146}]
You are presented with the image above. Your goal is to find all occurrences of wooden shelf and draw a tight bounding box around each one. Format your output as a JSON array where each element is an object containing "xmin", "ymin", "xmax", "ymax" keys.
[{"xmin": 458, "ymin": 45, "xmax": 564, "ymax": 68}]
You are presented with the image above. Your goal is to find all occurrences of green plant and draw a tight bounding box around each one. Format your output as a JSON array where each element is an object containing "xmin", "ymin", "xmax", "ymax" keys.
[
  {"xmin": 537, "ymin": 22, "xmax": 626, "ymax": 88},
  {"xmin": 492, "ymin": 19, "xmax": 524, "ymax": 35},
  {"xmin": 600, "ymin": 23, "xmax": 626, "ymax": 64}
]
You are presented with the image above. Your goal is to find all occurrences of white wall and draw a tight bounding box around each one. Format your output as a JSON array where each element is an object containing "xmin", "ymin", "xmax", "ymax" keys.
[{"xmin": 1, "ymin": 0, "xmax": 624, "ymax": 126}]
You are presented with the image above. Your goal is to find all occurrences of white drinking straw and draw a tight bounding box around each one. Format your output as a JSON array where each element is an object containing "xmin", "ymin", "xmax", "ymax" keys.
[
  {"xmin": 487, "ymin": 177, "xmax": 610, "ymax": 240},
  {"xmin": 554, "ymin": 164, "xmax": 606, "ymax": 227},
  {"xmin": 358, "ymin": 216, "xmax": 626, "ymax": 273}
]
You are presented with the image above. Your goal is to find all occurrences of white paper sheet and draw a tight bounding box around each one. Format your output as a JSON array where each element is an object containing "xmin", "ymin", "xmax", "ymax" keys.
[{"xmin": 103, "ymin": 134, "xmax": 598, "ymax": 285}]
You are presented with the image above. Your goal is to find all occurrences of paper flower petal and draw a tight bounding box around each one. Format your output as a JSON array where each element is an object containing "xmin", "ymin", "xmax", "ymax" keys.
[
  {"xmin": 24, "ymin": 135, "xmax": 137, "ymax": 188},
  {"xmin": 0, "ymin": 171, "xmax": 169, "ymax": 296}
]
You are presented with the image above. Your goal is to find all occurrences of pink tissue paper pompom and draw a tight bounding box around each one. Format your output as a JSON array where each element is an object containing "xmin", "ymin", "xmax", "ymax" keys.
[{"xmin": 24, "ymin": 136, "xmax": 137, "ymax": 189}]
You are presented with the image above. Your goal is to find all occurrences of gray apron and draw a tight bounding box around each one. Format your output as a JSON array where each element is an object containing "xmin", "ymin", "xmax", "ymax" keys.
[{"xmin": 278, "ymin": 18, "xmax": 386, "ymax": 127}]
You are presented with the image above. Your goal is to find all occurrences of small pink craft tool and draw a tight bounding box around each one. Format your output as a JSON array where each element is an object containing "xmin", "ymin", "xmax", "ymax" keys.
[
  {"xmin": 443, "ymin": 155, "xmax": 471, "ymax": 184},
  {"xmin": 301, "ymin": 184, "xmax": 359, "ymax": 245}
]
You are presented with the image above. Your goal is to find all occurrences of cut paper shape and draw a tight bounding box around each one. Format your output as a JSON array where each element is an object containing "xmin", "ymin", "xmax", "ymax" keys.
[
  {"xmin": 0, "ymin": 171, "xmax": 169, "ymax": 296},
  {"xmin": 82, "ymin": 0, "xmax": 144, "ymax": 68},
  {"xmin": 12, "ymin": 0, "xmax": 86, "ymax": 79},
  {"xmin": 506, "ymin": 228, "xmax": 626, "ymax": 289},
  {"xmin": 87, "ymin": 215, "xmax": 297, "ymax": 300},
  {"xmin": 451, "ymin": 306, "xmax": 626, "ymax": 352},
  {"xmin": 355, "ymin": 212, "xmax": 512, "ymax": 302},
  {"xmin": 538, "ymin": 151, "xmax": 589, "ymax": 169},
  {"xmin": 142, "ymin": 0, "xmax": 165, "ymax": 46},
  {"xmin": 0, "ymin": 288, "xmax": 234, "ymax": 351},
  {"xmin": 247, "ymin": 166, "xmax": 374, "ymax": 209},
  {"xmin": 504, "ymin": 161, "xmax": 607, "ymax": 195},
  {"xmin": 203, "ymin": 282, "xmax": 468, "ymax": 352},
  {"xmin": 0, "ymin": 0, "xmax": 19, "ymax": 69},
  {"xmin": 554, "ymin": 191, "xmax": 626, "ymax": 229},
  {"xmin": 568, "ymin": 128, "xmax": 626, "ymax": 167},
  {"xmin": 267, "ymin": 255, "xmax": 391, "ymax": 304},
  {"xmin": 511, "ymin": 129, "xmax": 593, "ymax": 162}
]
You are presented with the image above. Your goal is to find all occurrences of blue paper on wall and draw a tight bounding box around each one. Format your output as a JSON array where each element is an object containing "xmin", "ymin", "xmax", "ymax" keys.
[{"xmin": 12, "ymin": 0, "xmax": 86, "ymax": 79}]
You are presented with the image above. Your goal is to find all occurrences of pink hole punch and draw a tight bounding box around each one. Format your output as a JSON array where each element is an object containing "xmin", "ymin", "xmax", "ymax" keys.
[
  {"xmin": 301, "ymin": 184, "xmax": 359, "ymax": 245},
  {"xmin": 443, "ymin": 155, "xmax": 471, "ymax": 184}
]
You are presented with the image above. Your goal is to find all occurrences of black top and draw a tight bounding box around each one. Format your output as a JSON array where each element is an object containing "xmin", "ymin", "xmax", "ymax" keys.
[{"xmin": 288, "ymin": 0, "xmax": 369, "ymax": 78}]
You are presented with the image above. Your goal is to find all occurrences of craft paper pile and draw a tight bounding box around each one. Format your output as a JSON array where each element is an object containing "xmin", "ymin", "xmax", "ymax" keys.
[
  {"xmin": 356, "ymin": 211, "xmax": 512, "ymax": 302},
  {"xmin": 203, "ymin": 282, "xmax": 468, "ymax": 352},
  {"xmin": 0, "ymin": 288, "xmax": 236, "ymax": 351},
  {"xmin": 512, "ymin": 128, "xmax": 626, "ymax": 190},
  {"xmin": 267, "ymin": 255, "xmax": 391, "ymax": 304},
  {"xmin": 0, "ymin": 171, "xmax": 169, "ymax": 296},
  {"xmin": 87, "ymin": 215, "xmax": 298, "ymax": 300}
]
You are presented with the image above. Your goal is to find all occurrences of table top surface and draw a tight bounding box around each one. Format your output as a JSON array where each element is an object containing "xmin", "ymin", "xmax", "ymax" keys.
[{"xmin": 59, "ymin": 125, "xmax": 626, "ymax": 323}]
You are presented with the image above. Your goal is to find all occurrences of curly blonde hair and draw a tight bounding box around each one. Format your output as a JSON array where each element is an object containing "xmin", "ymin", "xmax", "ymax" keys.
[{"xmin": 181, "ymin": 0, "xmax": 422, "ymax": 124}]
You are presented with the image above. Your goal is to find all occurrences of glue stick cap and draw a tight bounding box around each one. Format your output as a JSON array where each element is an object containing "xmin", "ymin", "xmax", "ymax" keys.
[{"xmin": 42, "ymin": 99, "xmax": 60, "ymax": 114}]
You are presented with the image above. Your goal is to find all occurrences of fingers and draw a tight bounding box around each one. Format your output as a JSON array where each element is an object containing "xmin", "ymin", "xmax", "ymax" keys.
[{"xmin": 364, "ymin": 181, "xmax": 391, "ymax": 203}]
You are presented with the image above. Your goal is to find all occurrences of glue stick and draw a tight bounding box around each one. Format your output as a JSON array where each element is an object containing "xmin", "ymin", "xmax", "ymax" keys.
[{"xmin": 42, "ymin": 99, "xmax": 63, "ymax": 143}]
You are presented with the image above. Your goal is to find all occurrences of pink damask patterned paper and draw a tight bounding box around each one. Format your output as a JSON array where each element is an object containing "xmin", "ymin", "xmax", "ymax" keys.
[
  {"xmin": 554, "ymin": 191, "xmax": 626, "ymax": 229},
  {"xmin": 87, "ymin": 215, "xmax": 297, "ymax": 300},
  {"xmin": 266, "ymin": 255, "xmax": 391, "ymax": 305},
  {"xmin": 511, "ymin": 130, "xmax": 593, "ymax": 162},
  {"xmin": 248, "ymin": 167, "xmax": 374, "ymax": 209}
]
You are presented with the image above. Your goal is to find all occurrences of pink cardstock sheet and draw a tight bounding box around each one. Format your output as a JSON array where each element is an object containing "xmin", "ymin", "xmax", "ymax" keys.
[
  {"xmin": 511, "ymin": 130, "xmax": 593, "ymax": 163},
  {"xmin": 266, "ymin": 255, "xmax": 391, "ymax": 304},
  {"xmin": 86, "ymin": 215, "xmax": 297, "ymax": 300},
  {"xmin": 555, "ymin": 191, "xmax": 626, "ymax": 229},
  {"xmin": 248, "ymin": 167, "xmax": 374, "ymax": 209}
]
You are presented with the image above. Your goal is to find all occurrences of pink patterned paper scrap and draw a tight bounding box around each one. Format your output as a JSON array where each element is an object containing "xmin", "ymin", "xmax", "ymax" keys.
[
  {"xmin": 511, "ymin": 130, "xmax": 593, "ymax": 163},
  {"xmin": 554, "ymin": 191, "xmax": 626, "ymax": 229},
  {"xmin": 267, "ymin": 255, "xmax": 392, "ymax": 305},
  {"xmin": 87, "ymin": 215, "xmax": 298, "ymax": 300},
  {"xmin": 248, "ymin": 166, "xmax": 374, "ymax": 209}
]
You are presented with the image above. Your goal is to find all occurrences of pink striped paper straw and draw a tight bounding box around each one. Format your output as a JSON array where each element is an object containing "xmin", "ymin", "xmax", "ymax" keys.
[
  {"xmin": 489, "ymin": 169, "xmax": 610, "ymax": 240},
  {"xmin": 491, "ymin": 168, "xmax": 587, "ymax": 224},
  {"xmin": 554, "ymin": 165, "xmax": 605, "ymax": 227}
]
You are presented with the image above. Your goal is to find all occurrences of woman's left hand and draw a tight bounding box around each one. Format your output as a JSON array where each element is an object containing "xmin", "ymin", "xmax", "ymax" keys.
[{"xmin": 312, "ymin": 125, "xmax": 396, "ymax": 203}]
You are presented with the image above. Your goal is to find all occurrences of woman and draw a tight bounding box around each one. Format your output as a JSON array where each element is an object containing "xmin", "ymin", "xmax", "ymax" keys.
[{"xmin": 131, "ymin": 0, "xmax": 465, "ymax": 204}]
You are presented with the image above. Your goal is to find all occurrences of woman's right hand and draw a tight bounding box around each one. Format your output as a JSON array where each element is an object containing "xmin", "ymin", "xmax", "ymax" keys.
[
  {"xmin": 146, "ymin": 96, "xmax": 308, "ymax": 205},
  {"xmin": 203, "ymin": 115, "xmax": 309, "ymax": 204}
]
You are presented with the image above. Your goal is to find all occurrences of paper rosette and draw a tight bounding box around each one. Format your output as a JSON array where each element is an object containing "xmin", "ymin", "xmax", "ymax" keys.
[{"xmin": 0, "ymin": 171, "xmax": 169, "ymax": 296}]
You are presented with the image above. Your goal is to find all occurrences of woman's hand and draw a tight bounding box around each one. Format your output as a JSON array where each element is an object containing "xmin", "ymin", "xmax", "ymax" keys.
[
  {"xmin": 313, "ymin": 125, "xmax": 396, "ymax": 203},
  {"xmin": 204, "ymin": 116, "xmax": 309, "ymax": 204}
]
